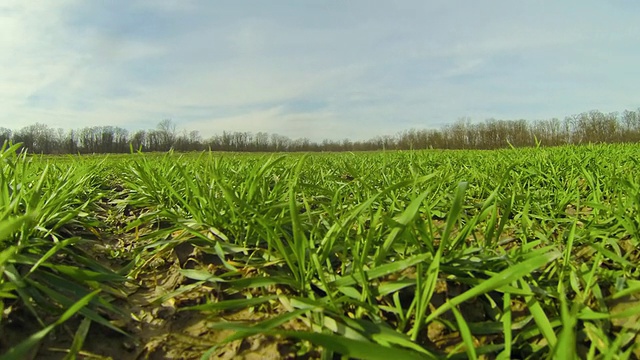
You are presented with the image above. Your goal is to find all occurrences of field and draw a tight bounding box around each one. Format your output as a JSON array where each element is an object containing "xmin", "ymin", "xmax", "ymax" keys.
[{"xmin": 1, "ymin": 142, "xmax": 640, "ymax": 359}]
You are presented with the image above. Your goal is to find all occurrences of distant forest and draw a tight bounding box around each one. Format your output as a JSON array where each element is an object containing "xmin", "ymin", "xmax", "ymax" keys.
[{"xmin": 3, "ymin": 108, "xmax": 640, "ymax": 154}]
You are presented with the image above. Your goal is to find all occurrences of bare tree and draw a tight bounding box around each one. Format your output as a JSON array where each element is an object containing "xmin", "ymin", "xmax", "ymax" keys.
[{"xmin": 157, "ymin": 119, "xmax": 177, "ymax": 150}]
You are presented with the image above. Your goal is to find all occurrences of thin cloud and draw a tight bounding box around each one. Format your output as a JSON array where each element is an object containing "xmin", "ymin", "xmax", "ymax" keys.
[{"xmin": 1, "ymin": 1, "xmax": 638, "ymax": 139}]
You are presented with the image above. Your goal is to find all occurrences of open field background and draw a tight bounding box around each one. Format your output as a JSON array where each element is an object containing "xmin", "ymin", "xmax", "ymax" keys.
[{"xmin": 1, "ymin": 142, "xmax": 640, "ymax": 359}]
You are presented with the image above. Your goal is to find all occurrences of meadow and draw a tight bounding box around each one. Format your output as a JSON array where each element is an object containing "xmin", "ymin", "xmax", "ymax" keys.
[{"xmin": 1, "ymin": 141, "xmax": 640, "ymax": 359}]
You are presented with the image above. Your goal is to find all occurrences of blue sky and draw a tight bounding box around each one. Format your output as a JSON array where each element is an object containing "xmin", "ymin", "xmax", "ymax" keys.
[{"xmin": 1, "ymin": 1, "xmax": 638, "ymax": 141}]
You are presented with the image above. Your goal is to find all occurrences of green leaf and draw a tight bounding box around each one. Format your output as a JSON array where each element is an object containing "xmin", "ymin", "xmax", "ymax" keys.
[
  {"xmin": 0, "ymin": 290, "xmax": 99, "ymax": 360},
  {"xmin": 183, "ymin": 295, "xmax": 278, "ymax": 312},
  {"xmin": 340, "ymin": 317, "xmax": 436, "ymax": 356},
  {"xmin": 376, "ymin": 188, "xmax": 432, "ymax": 263},
  {"xmin": 27, "ymin": 237, "xmax": 82, "ymax": 276},
  {"xmin": 331, "ymin": 252, "xmax": 432, "ymax": 287},
  {"xmin": 201, "ymin": 309, "xmax": 310, "ymax": 359},
  {"xmin": 425, "ymin": 249, "xmax": 561, "ymax": 323},
  {"xmin": 63, "ymin": 317, "xmax": 92, "ymax": 360},
  {"xmin": 442, "ymin": 181, "xmax": 468, "ymax": 249},
  {"xmin": 0, "ymin": 216, "xmax": 29, "ymax": 242},
  {"xmin": 0, "ymin": 247, "xmax": 17, "ymax": 267},
  {"xmin": 451, "ymin": 303, "xmax": 478, "ymax": 360},
  {"xmin": 274, "ymin": 330, "xmax": 430, "ymax": 360},
  {"xmin": 227, "ymin": 276, "xmax": 299, "ymax": 289},
  {"xmin": 520, "ymin": 278, "xmax": 558, "ymax": 347},
  {"xmin": 43, "ymin": 264, "xmax": 124, "ymax": 282}
]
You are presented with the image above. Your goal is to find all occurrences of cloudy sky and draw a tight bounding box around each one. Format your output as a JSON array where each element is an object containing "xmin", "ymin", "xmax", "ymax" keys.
[{"xmin": 1, "ymin": 1, "xmax": 638, "ymax": 141}]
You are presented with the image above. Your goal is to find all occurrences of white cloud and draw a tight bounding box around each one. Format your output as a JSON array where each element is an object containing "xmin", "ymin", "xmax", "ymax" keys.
[
  {"xmin": 0, "ymin": 2, "xmax": 78, "ymax": 101},
  {"xmin": 1, "ymin": 1, "xmax": 638, "ymax": 140}
]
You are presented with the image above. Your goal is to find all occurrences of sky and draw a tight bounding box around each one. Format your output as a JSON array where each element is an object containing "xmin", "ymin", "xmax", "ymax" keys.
[{"xmin": 1, "ymin": 1, "xmax": 639, "ymax": 141}]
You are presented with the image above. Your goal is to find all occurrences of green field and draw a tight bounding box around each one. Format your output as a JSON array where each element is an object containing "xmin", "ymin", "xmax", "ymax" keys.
[{"xmin": 1, "ymin": 142, "xmax": 640, "ymax": 359}]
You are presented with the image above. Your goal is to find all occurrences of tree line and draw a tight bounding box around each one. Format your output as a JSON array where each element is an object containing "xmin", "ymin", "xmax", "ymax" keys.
[{"xmin": 3, "ymin": 108, "xmax": 640, "ymax": 154}]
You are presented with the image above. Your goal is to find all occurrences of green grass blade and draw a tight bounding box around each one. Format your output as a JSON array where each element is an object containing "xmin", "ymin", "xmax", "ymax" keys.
[
  {"xmin": 0, "ymin": 290, "xmax": 99, "ymax": 360},
  {"xmin": 426, "ymin": 249, "xmax": 561, "ymax": 323},
  {"xmin": 273, "ymin": 330, "xmax": 431, "ymax": 360},
  {"xmin": 183, "ymin": 295, "xmax": 278, "ymax": 312},
  {"xmin": 520, "ymin": 278, "xmax": 558, "ymax": 347},
  {"xmin": 451, "ymin": 303, "xmax": 478, "ymax": 360},
  {"xmin": 63, "ymin": 317, "xmax": 92, "ymax": 360}
]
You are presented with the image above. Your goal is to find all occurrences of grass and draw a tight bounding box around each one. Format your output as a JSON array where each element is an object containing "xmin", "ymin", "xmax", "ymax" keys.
[{"xmin": 1, "ymin": 142, "xmax": 640, "ymax": 359}]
